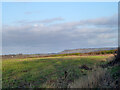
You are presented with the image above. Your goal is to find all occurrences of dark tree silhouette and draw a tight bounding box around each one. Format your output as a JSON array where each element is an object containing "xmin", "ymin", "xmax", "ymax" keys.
[
  {"xmin": 116, "ymin": 47, "xmax": 120, "ymax": 62},
  {"xmin": 109, "ymin": 47, "xmax": 120, "ymax": 66}
]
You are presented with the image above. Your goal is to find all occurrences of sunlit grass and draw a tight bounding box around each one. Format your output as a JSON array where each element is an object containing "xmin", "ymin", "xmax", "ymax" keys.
[{"xmin": 2, "ymin": 55, "xmax": 112, "ymax": 88}]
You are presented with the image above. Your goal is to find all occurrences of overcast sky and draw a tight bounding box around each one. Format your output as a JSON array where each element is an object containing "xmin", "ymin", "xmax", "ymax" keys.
[{"xmin": 2, "ymin": 2, "xmax": 118, "ymax": 55}]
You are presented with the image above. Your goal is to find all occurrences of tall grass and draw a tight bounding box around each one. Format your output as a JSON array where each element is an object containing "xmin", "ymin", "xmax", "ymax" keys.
[{"xmin": 68, "ymin": 67, "xmax": 107, "ymax": 88}]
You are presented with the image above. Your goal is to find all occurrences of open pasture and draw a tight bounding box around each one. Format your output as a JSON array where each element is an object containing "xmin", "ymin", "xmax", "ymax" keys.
[{"xmin": 2, "ymin": 55, "xmax": 113, "ymax": 88}]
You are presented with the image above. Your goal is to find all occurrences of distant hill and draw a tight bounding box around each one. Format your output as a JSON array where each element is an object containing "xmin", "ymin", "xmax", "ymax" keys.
[
  {"xmin": 59, "ymin": 47, "xmax": 117, "ymax": 54},
  {"xmin": 2, "ymin": 47, "xmax": 117, "ymax": 59}
]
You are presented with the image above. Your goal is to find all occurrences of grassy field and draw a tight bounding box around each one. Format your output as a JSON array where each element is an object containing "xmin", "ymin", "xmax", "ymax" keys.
[{"xmin": 2, "ymin": 55, "xmax": 113, "ymax": 88}]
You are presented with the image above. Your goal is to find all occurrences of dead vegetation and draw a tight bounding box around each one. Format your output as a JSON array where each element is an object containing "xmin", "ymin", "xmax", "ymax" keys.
[
  {"xmin": 68, "ymin": 67, "xmax": 107, "ymax": 88},
  {"xmin": 67, "ymin": 51, "xmax": 120, "ymax": 88}
]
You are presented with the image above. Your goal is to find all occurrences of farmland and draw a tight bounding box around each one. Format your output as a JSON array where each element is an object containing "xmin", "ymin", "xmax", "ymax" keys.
[{"xmin": 2, "ymin": 55, "xmax": 114, "ymax": 88}]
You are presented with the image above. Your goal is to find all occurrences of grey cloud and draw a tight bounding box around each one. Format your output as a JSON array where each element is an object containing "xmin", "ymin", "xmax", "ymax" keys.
[
  {"xmin": 17, "ymin": 14, "xmax": 117, "ymax": 27},
  {"xmin": 80, "ymin": 14, "xmax": 118, "ymax": 27},
  {"xmin": 24, "ymin": 11, "xmax": 33, "ymax": 15},
  {"xmin": 24, "ymin": 11, "xmax": 41, "ymax": 15},
  {"xmin": 40, "ymin": 17, "xmax": 64, "ymax": 23},
  {"xmin": 3, "ymin": 15, "xmax": 118, "ymax": 54},
  {"xmin": 17, "ymin": 17, "xmax": 64, "ymax": 24},
  {"xmin": 59, "ymin": 14, "xmax": 118, "ymax": 27},
  {"xmin": 3, "ymin": 24, "xmax": 117, "ymax": 46}
]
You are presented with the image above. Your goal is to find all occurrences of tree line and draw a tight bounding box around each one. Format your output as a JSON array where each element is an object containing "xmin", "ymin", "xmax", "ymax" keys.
[{"xmin": 51, "ymin": 49, "xmax": 117, "ymax": 57}]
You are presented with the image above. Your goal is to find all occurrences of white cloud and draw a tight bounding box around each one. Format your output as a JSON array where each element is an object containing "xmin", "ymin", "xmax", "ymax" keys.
[{"xmin": 33, "ymin": 24, "xmax": 38, "ymax": 27}]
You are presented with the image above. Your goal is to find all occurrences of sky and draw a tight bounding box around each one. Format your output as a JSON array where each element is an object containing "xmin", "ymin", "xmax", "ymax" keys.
[{"xmin": 2, "ymin": 2, "xmax": 118, "ymax": 55}]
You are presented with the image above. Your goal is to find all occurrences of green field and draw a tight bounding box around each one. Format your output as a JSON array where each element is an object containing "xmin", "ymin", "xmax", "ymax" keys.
[{"xmin": 2, "ymin": 55, "xmax": 112, "ymax": 88}]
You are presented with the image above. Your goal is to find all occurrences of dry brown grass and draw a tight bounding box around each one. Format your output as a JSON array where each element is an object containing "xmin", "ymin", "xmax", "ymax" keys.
[{"xmin": 68, "ymin": 67, "xmax": 108, "ymax": 88}]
